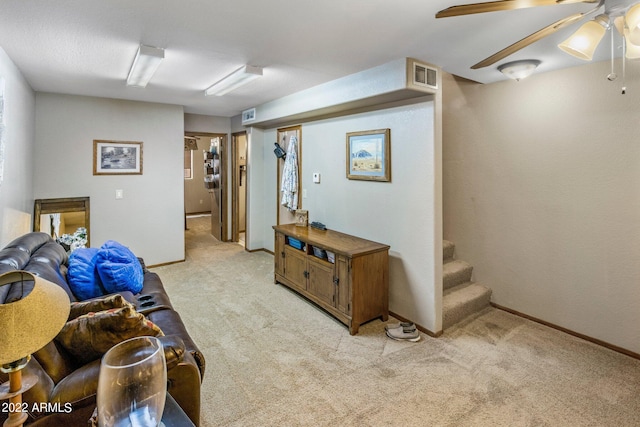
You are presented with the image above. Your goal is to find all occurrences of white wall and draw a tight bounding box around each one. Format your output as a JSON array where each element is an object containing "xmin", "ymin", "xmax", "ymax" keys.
[
  {"xmin": 34, "ymin": 94, "xmax": 185, "ymax": 266},
  {"xmin": 0, "ymin": 47, "xmax": 35, "ymax": 246},
  {"xmin": 442, "ymin": 60, "xmax": 640, "ymax": 354},
  {"xmin": 251, "ymin": 100, "xmax": 441, "ymax": 332},
  {"xmin": 246, "ymin": 127, "xmax": 270, "ymax": 251},
  {"xmin": 184, "ymin": 113, "xmax": 230, "ymax": 134}
]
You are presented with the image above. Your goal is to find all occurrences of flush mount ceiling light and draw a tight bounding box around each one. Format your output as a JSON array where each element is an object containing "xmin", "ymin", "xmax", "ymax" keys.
[
  {"xmin": 126, "ymin": 45, "xmax": 164, "ymax": 88},
  {"xmin": 497, "ymin": 59, "xmax": 541, "ymax": 81},
  {"xmin": 204, "ymin": 65, "xmax": 263, "ymax": 96}
]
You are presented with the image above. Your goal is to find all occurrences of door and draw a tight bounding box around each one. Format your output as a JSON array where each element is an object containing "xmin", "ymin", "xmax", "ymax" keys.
[
  {"xmin": 307, "ymin": 256, "xmax": 335, "ymax": 307},
  {"xmin": 284, "ymin": 245, "xmax": 308, "ymax": 292}
]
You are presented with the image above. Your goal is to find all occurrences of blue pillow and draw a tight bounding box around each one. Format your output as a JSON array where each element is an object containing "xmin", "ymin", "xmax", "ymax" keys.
[
  {"xmin": 67, "ymin": 248, "xmax": 105, "ymax": 300},
  {"xmin": 96, "ymin": 240, "xmax": 143, "ymax": 294}
]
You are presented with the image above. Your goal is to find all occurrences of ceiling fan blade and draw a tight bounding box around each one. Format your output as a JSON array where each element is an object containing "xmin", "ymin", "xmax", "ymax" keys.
[
  {"xmin": 470, "ymin": 12, "xmax": 587, "ymax": 69},
  {"xmin": 436, "ymin": 0, "xmax": 594, "ymax": 18}
]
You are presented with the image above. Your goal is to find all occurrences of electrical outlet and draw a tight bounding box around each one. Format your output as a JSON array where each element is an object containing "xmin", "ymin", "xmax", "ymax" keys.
[{"xmin": 313, "ymin": 172, "xmax": 321, "ymax": 183}]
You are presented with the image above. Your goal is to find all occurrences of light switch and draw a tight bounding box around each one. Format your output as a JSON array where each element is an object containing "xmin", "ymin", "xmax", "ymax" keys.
[
  {"xmin": 115, "ymin": 189, "xmax": 124, "ymax": 199},
  {"xmin": 312, "ymin": 172, "xmax": 321, "ymax": 183},
  {"xmin": 303, "ymin": 189, "xmax": 308, "ymax": 198}
]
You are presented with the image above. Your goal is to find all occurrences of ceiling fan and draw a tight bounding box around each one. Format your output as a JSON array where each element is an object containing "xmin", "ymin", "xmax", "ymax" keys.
[{"xmin": 436, "ymin": 0, "xmax": 640, "ymax": 69}]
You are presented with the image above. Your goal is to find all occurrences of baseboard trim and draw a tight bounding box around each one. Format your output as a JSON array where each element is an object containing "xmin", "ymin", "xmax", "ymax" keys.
[
  {"xmin": 491, "ymin": 303, "xmax": 640, "ymax": 361},
  {"xmin": 245, "ymin": 247, "xmax": 274, "ymax": 255},
  {"xmin": 147, "ymin": 259, "xmax": 185, "ymax": 269},
  {"xmin": 389, "ymin": 311, "xmax": 442, "ymax": 338}
]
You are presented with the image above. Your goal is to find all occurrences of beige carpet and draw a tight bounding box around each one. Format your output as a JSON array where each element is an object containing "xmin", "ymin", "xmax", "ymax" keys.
[{"xmin": 152, "ymin": 216, "xmax": 640, "ymax": 426}]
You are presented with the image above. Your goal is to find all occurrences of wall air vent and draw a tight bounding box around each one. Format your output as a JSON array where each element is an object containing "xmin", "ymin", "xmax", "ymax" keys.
[{"xmin": 412, "ymin": 60, "xmax": 438, "ymax": 90}]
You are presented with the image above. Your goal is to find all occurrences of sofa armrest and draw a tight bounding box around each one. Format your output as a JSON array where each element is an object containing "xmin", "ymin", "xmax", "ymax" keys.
[
  {"xmin": 157, "ymin": 335, "xmax": 186, "ymax": 370},
  {"xmin": 49, "ymin": 335, "xmax": 188, "ymax": 409}
]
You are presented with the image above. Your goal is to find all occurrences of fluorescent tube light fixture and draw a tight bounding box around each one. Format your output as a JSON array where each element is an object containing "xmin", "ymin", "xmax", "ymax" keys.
[
  {"xmin": 127, "ymin": 45, "xmax": 164, "ymax": 87},
  {"xmin": 205, "ymin": 65, "xmax": 263, "ymax": 96}
]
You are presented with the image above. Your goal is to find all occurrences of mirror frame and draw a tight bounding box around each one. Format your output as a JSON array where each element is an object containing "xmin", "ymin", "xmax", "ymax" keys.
[{"xmin": 33, "ymin": 197, "xmax": 90, "ymax": 247}]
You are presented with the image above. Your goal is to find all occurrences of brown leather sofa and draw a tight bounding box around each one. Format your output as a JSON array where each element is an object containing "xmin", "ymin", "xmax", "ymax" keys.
[{"xmin": 0, "ymin": 232, "xmax": 205, "ymax": 426}]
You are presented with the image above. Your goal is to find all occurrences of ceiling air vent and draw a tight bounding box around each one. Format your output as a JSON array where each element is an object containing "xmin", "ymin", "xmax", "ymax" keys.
[{"xmin": 412, "ymin": 61, "xmax": 438, "ymax": 90}]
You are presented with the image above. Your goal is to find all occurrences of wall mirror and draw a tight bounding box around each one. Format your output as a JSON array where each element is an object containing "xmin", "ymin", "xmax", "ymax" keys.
[{"xmin": 33, "ymin": 197, "xmax": 90, "ymax": 247}]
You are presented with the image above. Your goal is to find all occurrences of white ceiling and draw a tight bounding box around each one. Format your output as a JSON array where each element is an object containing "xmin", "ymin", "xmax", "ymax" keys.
[{"xmin": 0, "ymin": 0, "xmax": 624, "ymax": 117}]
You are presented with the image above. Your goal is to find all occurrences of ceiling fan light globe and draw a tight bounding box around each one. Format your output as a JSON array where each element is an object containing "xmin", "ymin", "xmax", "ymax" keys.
[
  {"xmin": 558, "ymin": 20, "xmax": 607, "ymax": 61},
  {"xmin": 625, "ymin": 3, "xmax": 640, "ymax": 45},
  {"xmin": 628, "ymin": 27, "xmax": 640, "ymax": 46},
  {"xmin": 626, "ymin": 37, "xmax": 640, "ymax": 59}
]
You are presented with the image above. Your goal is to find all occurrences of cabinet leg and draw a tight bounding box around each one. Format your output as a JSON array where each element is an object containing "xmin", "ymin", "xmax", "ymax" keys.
[
  {"xmin": 349, "ymin": 323, "xmax": 359, "ymax": 335},
  {"xmin": 381, "ymin": 312, "xmax": 389, "ymax": 322}
]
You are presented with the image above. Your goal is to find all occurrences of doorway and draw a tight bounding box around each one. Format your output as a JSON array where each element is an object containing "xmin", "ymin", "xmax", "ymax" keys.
[
  {"xmin": 231, "ymin": 131, "xmax": 248, "ymax": 246},
  {"xmin": 184, "ymin": 132, "xmax": 228, "ymax": 241}
]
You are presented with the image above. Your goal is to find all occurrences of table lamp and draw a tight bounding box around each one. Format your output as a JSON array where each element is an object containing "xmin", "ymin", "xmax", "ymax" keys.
[{"xmin": 0, "ymin": 271, "xmax": 70, "ymax": 427}]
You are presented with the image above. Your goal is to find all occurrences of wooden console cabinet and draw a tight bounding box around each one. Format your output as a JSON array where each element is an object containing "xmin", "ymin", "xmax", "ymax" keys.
[{"xmin": 273, "ymin": 224, "xmax": 390, "ymax": 335}]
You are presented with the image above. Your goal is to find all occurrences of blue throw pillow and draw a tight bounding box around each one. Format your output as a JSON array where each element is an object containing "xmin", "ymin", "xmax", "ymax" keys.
[
  {"xmin": 96, "ymin": 240, "xmax": 144, "ymax": 294},
  {"xmin": 67, "ymin": 248, "xmax": 105, "ymax": 300}
]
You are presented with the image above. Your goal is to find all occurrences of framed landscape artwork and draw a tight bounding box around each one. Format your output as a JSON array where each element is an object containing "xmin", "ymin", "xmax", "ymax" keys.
[
  {"xmin": 93, "ymin": 140, "xmax": 143, "ymax": 175},
  {"xmin": 346, "ymin": 129, "xmax": 390, "ymax": 182}
]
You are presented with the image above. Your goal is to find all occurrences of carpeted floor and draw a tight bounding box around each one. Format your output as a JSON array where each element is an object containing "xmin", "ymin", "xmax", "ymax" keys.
[{"xmin": 152, "ymin": 216, "xmax": 640, "ymax": 426}]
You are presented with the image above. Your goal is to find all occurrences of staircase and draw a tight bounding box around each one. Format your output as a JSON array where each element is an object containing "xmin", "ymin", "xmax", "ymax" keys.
[{"xmin": 443, "ymin": 240, "xmax": 492, "ymax": 329}]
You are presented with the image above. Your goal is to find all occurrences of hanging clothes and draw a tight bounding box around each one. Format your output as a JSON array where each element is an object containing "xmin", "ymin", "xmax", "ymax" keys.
[{"xmin": 280, "ymin": 135, "xmax": 299, "ymax": 211}]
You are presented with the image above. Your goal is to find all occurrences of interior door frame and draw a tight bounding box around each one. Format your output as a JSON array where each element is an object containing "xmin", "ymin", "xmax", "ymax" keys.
[
  {"xmin": 231, "ymin": 131, "xmax": 247, "ymax": 243},
  {"xmin": 276, "ymin": 125, "xmax": 302, "ymax": 225},
  {"xmin": 184, "ymin": 131, "xmax": 228, "ymax": 241}
]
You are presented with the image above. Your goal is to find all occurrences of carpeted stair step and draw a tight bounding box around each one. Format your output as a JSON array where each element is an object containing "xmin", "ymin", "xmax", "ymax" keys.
[
  {"xmin": 443, "ymin": 282, "xmax": 492, "ymax": 329},
  {"xmin": 443, "ymin": 259, "xmax": 473, "ymax": 290},
  {"xmin": 443, "ymin": 240, "xmax": 455, "ymax": 261}
]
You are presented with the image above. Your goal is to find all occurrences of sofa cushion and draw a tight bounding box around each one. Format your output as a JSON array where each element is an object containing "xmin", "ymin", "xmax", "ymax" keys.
[
  {"xmin": 95, "ymin": 241, "xmax": 143, "ymax": 294},
  {"xmin": 55, "ymin": 305, "xmax": 164, "ymax": 365},
  {"xmin": 67, "ymin": 248, "xmax": 105, "ymax": 300},
  {"xmin": 68, "ymin": 294, "xmax": 129, "ymax": 320}
]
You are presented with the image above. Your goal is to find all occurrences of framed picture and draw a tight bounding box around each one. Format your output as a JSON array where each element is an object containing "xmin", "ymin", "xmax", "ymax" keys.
[
  {"xmin": 295, "ymin": 209, "xmax": 308, "ymax": 227},
  {"xmin": 93, "ymin": 140, "xmax": 143, "ymax": 175},
  {"xmin": 346, "ymin": 129, "xmax": 390, "ymax": 182}
]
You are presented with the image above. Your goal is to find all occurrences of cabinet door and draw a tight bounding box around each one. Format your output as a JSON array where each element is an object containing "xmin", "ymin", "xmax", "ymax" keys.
[
  {"xmin": 307, "ymin": 257, "xmax": 335, "ymax": 307},
  {"xmin": 335, "ymin": 255, "xmax": 352, "ymax": 315},
  {"xmin": 274, "ymin": 232, "xmax": 285, "ymax": 277},
  {"xmin": 284, "ymin": 246, "xmax": 307, "ymax": 291}
]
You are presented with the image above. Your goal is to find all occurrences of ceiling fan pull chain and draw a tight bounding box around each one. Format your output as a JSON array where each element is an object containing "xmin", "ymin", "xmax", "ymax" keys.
[
  {"xmin": 622, "ymin": 35, "xmax": 627, "ymax": 95},
  {"xmin": 608, "ymin": 27, "xmax": 617, "ymax": 81}
]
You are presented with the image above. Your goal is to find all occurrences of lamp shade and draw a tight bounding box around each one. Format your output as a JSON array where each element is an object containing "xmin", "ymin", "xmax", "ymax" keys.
[
  {"xmin": 0, "ymin": 271, "xmax": 70, "ymax": 365},
  {"xmin": 626, "ymin": 3, "xmax": 640, "ymax": 46},
  {"xmin": 558, "ymin": 20, "xmax": 607, "ymax": 61}
]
